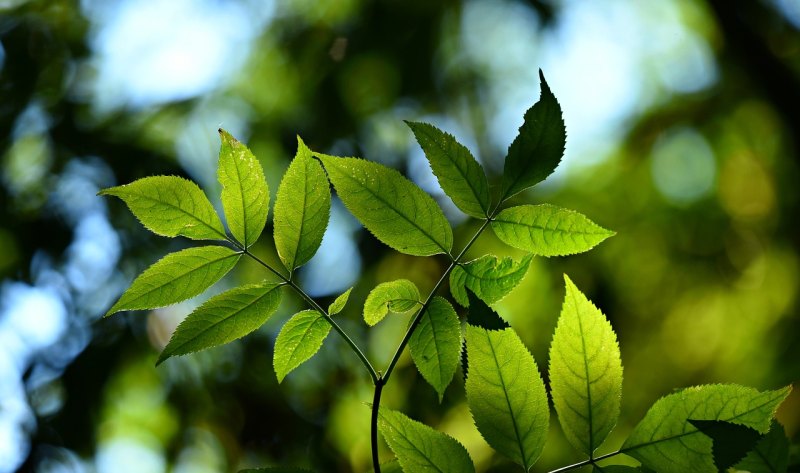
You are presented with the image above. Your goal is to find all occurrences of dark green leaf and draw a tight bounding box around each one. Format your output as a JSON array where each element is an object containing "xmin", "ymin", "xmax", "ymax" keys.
[
  {"xmin": 465, "ymin": 289, "xmax": 509, "ymax": 331},
  {"xmin": 106, "ymin": 246, "xmax": 240, "ymax": 316},
  {"xmin": 409, "ymin": 297, "xmax": 461, "ymax": 401},
  {"xmin": 734, "ymin": 421, "xmax": 790, "ymax": 473},
  {"xmin": 100, "ymin": 176, "xmax": 227, "ymax": 240},
  {"xmin": 450, "ymin": 254, "xmax": 532, "ymax": 307},
  {"xmin": 500, "ymin": 70, "xmax": 566, "ymax": 200},
  {"xmin": 406, "ymin": 121, "xmax": 490, "ymax": 218},
  {"xmin": 218, "ymin": 129, "xmax": 270, "ymax": 248},
  {"xmin": 157, "ymin": 282, "xmax": 282, "ymax": 364},
  {"xmin": 317, "ymin": 154, "xmax": 453, "ymax": 256},
  {"xmin": 688, "ymin": 419, "xmax": 762, "ymax": 471},
  {"xmin": 273, "ymin": 137, "xmax": 331, "ymax": 271}
]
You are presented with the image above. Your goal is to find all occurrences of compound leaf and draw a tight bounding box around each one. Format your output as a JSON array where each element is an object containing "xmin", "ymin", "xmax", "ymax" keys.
[
  {"xmin": 465, "ymin": 324, "xmax": 549, "ymax": 471},
  {"xmin": 734, "ymin": 420, "xmax": 789, "ymax": 473},
  {"xmin": 406, "ymin": 121, "xmax": 490, "ymax": 218},
  {"xmin": 273, "ymin": 310, "xmax": 331, "ymax": 382},
  {"xmin": 218, "ymin": 129, "xmax": 270, "ymax": 248},
  {"xmin": 409, "ymin": 297, "xmax": 461, "ymax": 401},
  {"xmin": 450, "ymin": 254, "xmax": 532, "ymax": 307},
  {"xmin": 328, "ymin": 287, "xmax": 353, "ymax": 315},
  {"xmin": 621, "ymin": 384, "xmax": 792, "ymax": 473},
  {"xmin": 99, "ymin": 176, "xmax": 226, "ymax": 241},
  {"xmin": 492, "ymin": 204, "xmax": 614, "ymax": 256},
  {"xmin": 501, "ymin": 70, "xmax": 566, "ymax": 200},
  {"xmin": 549, "ymin": 275, "xmax": 623, "ymax": 455},
  {"xmin": 378, "ymin": 407, "xmax": 475, "ymax": 473},
  {"xmin": 274, "ymin": 137, "xmax": 331, "ymax": 271},
  {"xmin": 157, "ymin": 281, "xmax": 282, "ymax": 364},
  {"xmin": 317, "ymin": 154, "xmax": 453, "ymax": 256},
  {"xmin": 106, "ymin": 246, "xmax": 240, "ymax": 316},
  {"xmin": 364, "ymin": 279, "xmax": 420, "ymax": 326}
]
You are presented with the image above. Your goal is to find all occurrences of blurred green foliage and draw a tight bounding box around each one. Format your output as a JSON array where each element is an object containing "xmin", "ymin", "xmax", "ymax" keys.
[{"xmin": 1, "ymin": 0, "xmax": 799, "ymax": 472}]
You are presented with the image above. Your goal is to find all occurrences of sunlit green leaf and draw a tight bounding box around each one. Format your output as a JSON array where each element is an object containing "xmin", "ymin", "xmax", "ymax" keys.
[
  {"xmin": 406, "ymin": 121, "xmax": 490, "ymax": 218},
  {"xmin": 378, "ymin": 407, "xmax": 475, "ymax": 473},
  {"xmin": 157, "ymin": 281, "xmax": 282, "ymax": 364},
  {"xmin": 364, "ymin": 279, "xmax": 420, "ymax": 326},
  {"xmin": 317, "ymin": 154, "xmax": 453, "ymax": 256},
  {"xmin": 621, "ymin": 385, "xmax": 792, "ymax": 473},
  {"xmin": 328, "ymin": 287, "xmax": 353, "ymax": 315},
  {"xmin": 491, "ymin": 204, "xmax": 614, "ymax": 256},
  {"xmin": 409, "ymin": 297, "xmax": 461, "ymax": 401},
  {"xmin": 218, "ymin": 129, "xmax": 270, "ymax": 248},
  {"xmin": 549, "ymin": 275, "xmax": 623, "ymax": 455},
  {"xmin": 450, "ymin": 254, "xmax": 532, "ymax": 307},
  {"xmin": 100, "ymin": 176, "xmax": 227, "ymax": 241},
  {"xmin": 465, "ymin": 324, "xmax": 549, "ymax": 470},
  {"xmin": 688, "ymin": 420, "xmax": 761, "ymax": 471},
  {"xmin": 500, "ymin": 70, "xmax": 566, "ymax": 200},
  {"xmin": 734, "ymin": 421, "xmax": 789, "ymax": 473},
  {"xmin": 106, "ymin": 246, "xmax": 240, "ymax": 316},
  {"xmin": 273, "ymin": 310, "xmax": 331, "ymax": 382},
  {"xmin": 274, "ymin": 137, "xmax": 331, "ymax": 271}
]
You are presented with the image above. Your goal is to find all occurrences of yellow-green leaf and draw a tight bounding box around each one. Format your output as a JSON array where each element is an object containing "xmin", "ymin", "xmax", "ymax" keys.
[
  {"xmin": 328, "ymin": 287, "xmax": 353, "ymax": 315},
  {"xmin": 450, "ymin": 254, "xmax": 532, "ymax": 307},
  {"xmin": 273, "ymin": 310, "xmax": 331, "ymax": 382},
  {"xmin": 364, "ymin": 279, "xmax": 420, "ymax": 326}
]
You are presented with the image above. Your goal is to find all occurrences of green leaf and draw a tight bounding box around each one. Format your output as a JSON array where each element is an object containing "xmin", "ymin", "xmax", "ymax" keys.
[
  {"xmin": 99, "ymin": 176, "xmax": 226, "ymax": 241},
  {"xmin": 688, "ymin": 420, "xmax": 762, "ymax": 471},
  {"xmin": 593, "ymin": 467, "xmax": 647, "ymax": 473},
  {"xmin": 328, "ymin": 287, "xmax": 353, "ymax": 315},
  {"xmin": 734, "ymin": 421, "xmax": 789, "ymax": 473},
  {"xmin": 273, "ymin": 310, "xmax": 331, "ymax": 382},
  {"xmin": 621, "ymin": 384, "xmax": 792, "ymax": 473},
  {"xmin": 364, "ymin": 279, "xmax": 420, "ymax": 326},
  {"xmin": 370, "ymin": 459, "xmax": 403, "ymax": 473},
  {"xmin": 317, "ymin": 154, "xmax": 453, "ymax": 256},
  {"xmin": 406, "ymin": 121, "xmax": 490, "ymax": 218},
  {"xmin": 465, "ymin": 289, "xmax": 509, "ymax": 331},
  {"xmin": 450, "ymin": 254, "xmax": 532, "ymax": 307},
  {"xmin": 409, "ymin": 297, "xmax": 461, "ymax": 401},
  {"xmin": 106, "ymin": 246, "xmax": 240, "ymax": 316},
  {"xmin": 500, "ymin": 70, "xmax": 566, "ymax": 200},
  {"xmin": 465, "ymin": 324, "xmax": 549, "ymax": 470},
  {"xmin": 491, "ymin": 204, "xmax": 614, "ymax": 256},
  {"xmin": 378, "ymin": 407, "xmax": 475, "ymax": 473},
  {"xmin": 157, "ymin": 281, "xmax": 282, "ymax": 364},
  {"xmin": 549, "ymin": 275, "xmax": 623, "ymax": 455},
  {"xmin": 274, "ymin": 137, "xmax": 331, "ymax": 271},
  {"xmin": 218, "ymin": 129, "xmax": 270, "ymax": 248}
]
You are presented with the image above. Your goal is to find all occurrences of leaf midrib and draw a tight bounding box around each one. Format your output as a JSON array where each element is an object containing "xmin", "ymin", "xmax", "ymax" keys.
[{"xmin": 123, "ymin": 187, "xmax": 227, "ymax": 240}]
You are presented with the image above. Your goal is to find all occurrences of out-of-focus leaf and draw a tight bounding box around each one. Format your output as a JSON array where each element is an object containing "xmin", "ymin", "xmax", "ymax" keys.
[
  {"xmin": 409, "ymin": 297, "xmax": 461, "ymax": 401},
  {"xmin": 364, "ymin": 279, "xmax": 420, "ymax": 326},
  {"xmin": 406, "ymin": 121, "xmax": 490, "ymax": 218},
  {"xmin": 106, "ymin": 246, "xmax": 240, "ymax": 316},
  {"xmin": 99, "ymin": 176, "xmax": 226, "ymax": 241},
  {"xmin": 450, "ymin": 254, "xmax": 532, "ymax": 307},
  {"xmin": 274, "ymin": 137, "xmax": 330, "ymax": 271},
  {"xmin": 491, "ymin": 204, "xmax": 614, "ymax": 256},
  {"xmin": 318, "ymin": 154, "xmax": 453, "ymax": 256},
  {"xmin": 273, "ymin": 310, "xmax": 331, "ymax": 382},
  {"xmin": 218, "ymin": 129, "xmax": 270, "ymax": 248},
  {"xmin": 157, "ymin": 282, "xmax": 282, "ymax": 364}
]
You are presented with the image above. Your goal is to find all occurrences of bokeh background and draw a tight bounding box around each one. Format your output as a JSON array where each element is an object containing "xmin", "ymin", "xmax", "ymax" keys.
[{"xmin": 1, "ymin": 0, "xmax": 799, "ymax": 471}]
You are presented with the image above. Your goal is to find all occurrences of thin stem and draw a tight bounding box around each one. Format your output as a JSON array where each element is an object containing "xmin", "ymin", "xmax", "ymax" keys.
[
  {"xmin": 235, "ymin": 243, "xmax": 379, "ymax": 384},
  {"xmin": 546, "ymin": 451, "xmax": 623, "ymax": 473},
  {"xmin": 371, "ymin": 378, "xmax": 385, "ymax": 473}
]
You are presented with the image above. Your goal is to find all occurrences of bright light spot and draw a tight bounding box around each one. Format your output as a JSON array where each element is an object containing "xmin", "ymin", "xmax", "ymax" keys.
[
  {"xmin": 771, "ymin": 0, "xmax": 800, "ymax": 28},
  {"xmin": 96, "ymin": 437, "xmax": 166, "ymax": 473},
  {"xmin": 0, "ymin": 420, "xmax": 28, "ymax": 473},
  {"xmin": 651, "ymin": 127, "xmax": 716, "ymax": 205},
  {"xmin": 301, "ymin": 200, "xmax": 361, "ymax": 297},
  {"xmin": 83, "ymin": 0, "xmax": 273, "ymax": 110},
  {"xmin": 65, "ymin": 214, "xmax": 121, "ymax": 292},
  {"xmin": 0, "ymin": 283, "xmax": 67, "ymax": 351}
]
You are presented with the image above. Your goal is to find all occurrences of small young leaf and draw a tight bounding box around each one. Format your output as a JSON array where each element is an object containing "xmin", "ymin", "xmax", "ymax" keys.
[
  {"xmin": 450, "ymin": 254, "xmax": 532, "ymax": 307},
  {"xmin": 328, "ymin": 287, "xmax": 353, "ymax": 315},
  {"xmin": 621, "ymin": 385, "xmax": 792, "ymax": 473},
  {"xmin": 406, "ymin": 121, "xmax": 490, "ymax": 218},
  {"xmin": 378, "ymin": 407, "xmax": 475, "ymax": 473},
  {"xmin": 157, "ymin": 281, "xmax": 282, "ymax": 364},
  {"xmin": 465, "ymin": 324, "xmax": 549, "ymax": 470},
  {"xmin": 100, "ymin": 176, "xmax": 228, "ymax": 241},
  {"xmin": 106, "ymin": 246, "xmax": 240, "ymax": 316},
  {"xmin": 317, "ymin": 154, "xmax": 453, "ymax": 256},
  {"xmin": 734, "ymin": 421, "xmax": 790, "ymax": 473},
  {"xmin": 491, "ymin": 204, "xmax": 614, "ymax": 256},
  {"xmin": 549, "ymin": 275, "xmax": 623, "ymax": 455},
  {"xmin": 409, "ymin": 297, "xmax": 461, "ymax": 401},
  {"xmin": 364, "ymin": 279, "xmax": 420, "ymax": 326},
  {"xmin": 274, "ymin": 137, "xmax": 331, "ymax": 271},
  {"xmin": 500, "ymin": 70, "xmax": 566, "ymax": 201},
  {"xmin": 218, "ymin": 129, "xmax": 270, "ymax": 248},
  {"xmin": 465, "ymin": 289, "xmax": 510, "ymax": 331},
  {"xmin": 273, "ymin": 310, "xmax": 331, "ymax": 382},
  {"xmin": 688, "ymin": 420, "xmax": 762, "ymax": 471}
]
